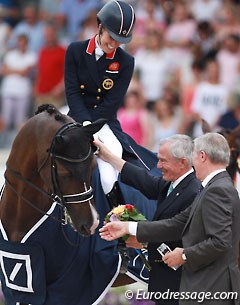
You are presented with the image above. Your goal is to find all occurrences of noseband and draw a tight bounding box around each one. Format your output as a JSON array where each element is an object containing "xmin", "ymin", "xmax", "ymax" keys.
[{"xmin": 5, "ymin": 122, "xmax": 94, "ymax": 214}]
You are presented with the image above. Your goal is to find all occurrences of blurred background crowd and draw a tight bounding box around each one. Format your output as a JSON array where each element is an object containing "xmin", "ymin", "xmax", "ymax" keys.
[
  {"xmin": 0, "ymin": 0, "xmax": 240, "ymax": 152},
  {"xmin": 0, "ymin": 1, "xmax": 240, "ymax": 304}
]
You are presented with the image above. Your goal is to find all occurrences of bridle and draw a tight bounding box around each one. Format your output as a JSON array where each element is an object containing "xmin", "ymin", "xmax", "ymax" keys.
[
  {"xmin": 4, "ymin": 122, "xmax": 94, "ymax": 221},
  {"xmin": 47, "ymin": 122, "xmax": 94, "ymax": 205}
]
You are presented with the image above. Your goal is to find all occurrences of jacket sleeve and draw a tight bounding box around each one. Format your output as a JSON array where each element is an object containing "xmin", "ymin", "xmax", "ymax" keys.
[
  {"xmin": 137, "ymin": 206, "xmax": 191, "ymax": 243},
  {"xmin": 120, "ymin": 162, "xmax": 164, "ymax": 199}
]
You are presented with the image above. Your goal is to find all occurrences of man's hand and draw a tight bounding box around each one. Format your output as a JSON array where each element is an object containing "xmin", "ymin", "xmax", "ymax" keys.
[
  {"xmin": 93, "ymin": 138, "xmax": 126, "ymax": 171},
  {"xmin": 99, "ymin": 221, "xmax": 130, "ymax": 241},
  {"xmin": 93, "ymin": 138, "xmax": 113, "ymax": 163},
  {"xmin": 162, "ymin": 247, "xmax": 186, "ymax": 268},
  {"xmin": 126, "ymin": 236, "xmax": 144, "ymax": 249}
]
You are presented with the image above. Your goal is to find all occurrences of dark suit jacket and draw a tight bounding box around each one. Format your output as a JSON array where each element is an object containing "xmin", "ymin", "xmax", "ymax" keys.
[
  {"xmin": 137, "ymin": 171, "xmax": 240, "ymax": 305},
  {"xmin": 121, "ymin": 162, "xmax": 201, "ymax": 304},
  {"xmin": 64, "ymin": 36, "xmax": 157, "ymax": 170}
]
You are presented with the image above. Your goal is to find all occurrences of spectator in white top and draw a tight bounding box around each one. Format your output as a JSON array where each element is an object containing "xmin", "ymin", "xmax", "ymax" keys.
[
  {"xmin": 217, "ymin": 34, "xmax": 240, "ymax": 92},
  {"xmin": 190, "ymin": 0, "xmax": 223, "ymax": 22},
  {"xmin": 0, "ymin": 34, "xmax": 37, "ymax": 132},
  {"xmin": 191, "ymin": 59, "xmax": 229, "ymax": 137},
  {"xmin": 134, "ymin": 29, "xmax": 173, "ymax": 110}
]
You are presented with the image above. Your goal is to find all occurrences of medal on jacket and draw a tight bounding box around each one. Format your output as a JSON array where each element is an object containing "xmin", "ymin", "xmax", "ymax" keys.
[{"xmin": 102, "ymin": 78, "xmax": 114, "ymax": 90}]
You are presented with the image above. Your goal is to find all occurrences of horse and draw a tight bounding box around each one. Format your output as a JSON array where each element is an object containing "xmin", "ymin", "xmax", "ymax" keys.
[
  {"xmin": 0, "ymin": 104, "xmax": 119, "ymax": 305},
  {"xmin": 0, "ymin": 104, "xmax": 107, "ymax": 240},
  {"xmin": 0, "ymin": 104, "xmax": 158, "ymax": 305}
]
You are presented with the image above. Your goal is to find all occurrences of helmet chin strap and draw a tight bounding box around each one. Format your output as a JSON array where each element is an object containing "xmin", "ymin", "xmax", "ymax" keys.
[{"xmin": 98, "ymin": 24, "xmax": 103, "ymax": 48}]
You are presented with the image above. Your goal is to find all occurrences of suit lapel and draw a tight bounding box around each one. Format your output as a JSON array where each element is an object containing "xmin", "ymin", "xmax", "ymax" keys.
[
  {"xmin": 153, "ymin": 182, "xmax": 169, "ymax": 220},
  {"xmin": 182, "ymin": 171, "xmax": 229, "ymax": 233},
  {"xmin": 153, "ymin": 173, "xmax": 195, "ymax": 220},
  {"xmin": 182, "ymin": 188, "xmax": 204, "ymax": 232}
]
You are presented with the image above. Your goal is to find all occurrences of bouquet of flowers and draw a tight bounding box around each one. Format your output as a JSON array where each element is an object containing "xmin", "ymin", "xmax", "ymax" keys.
[
  {"xmin": 105, "ymin": 204, "xmax": 151, "ymax": 271},
  {"xmin": 105, "ymin": 204, "xmax": 146, "ymax": 223}
]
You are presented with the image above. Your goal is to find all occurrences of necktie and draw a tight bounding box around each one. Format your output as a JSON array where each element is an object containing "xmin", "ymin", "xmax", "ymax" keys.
[
  {"xmin": 167, "ymin": 183, "xmax": 174, "ymax": 196},
  {"xmin": 95, "ymin": 46, "xmax": 104, "ymax": 60},
  {"xmin": 199, "ymin": 184, "xmax": 204, "ymax": 193}
]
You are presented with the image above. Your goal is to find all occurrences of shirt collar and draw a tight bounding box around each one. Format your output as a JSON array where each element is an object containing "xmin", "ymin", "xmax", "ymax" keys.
[
  {"xmin": 172, "ymin": 168, "xmax": 194, "ymax": 189},
  {"xmin": 86, "ymin": 35, "xmax": 116, "ymax": 59},
  {"xmin": 202, "ymin": 169, "xmax": 226, "ymax": 187}
]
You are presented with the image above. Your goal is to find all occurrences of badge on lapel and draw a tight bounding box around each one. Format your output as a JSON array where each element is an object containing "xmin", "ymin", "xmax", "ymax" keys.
[
  {"xmin": 108, "ymin": 62, "xmax": 120, "ymax": 71},
  {"xmin": 106, "ymin": 62, "xmax": 120, "ymax": 74},
  {"xmin": 102, "ymin": 78, "xmax": 114, "ymax": 90}
]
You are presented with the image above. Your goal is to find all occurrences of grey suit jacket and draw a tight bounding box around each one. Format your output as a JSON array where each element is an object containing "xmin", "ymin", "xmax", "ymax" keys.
[{"xmin": 137, "ymin": 171, "xmax": 240, "ymax": 304}]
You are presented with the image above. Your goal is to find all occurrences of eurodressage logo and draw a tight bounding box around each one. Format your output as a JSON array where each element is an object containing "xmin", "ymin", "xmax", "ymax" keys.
[{"xmin": 0, "ymin": 250, "xmax": 34, "ymax": 293}]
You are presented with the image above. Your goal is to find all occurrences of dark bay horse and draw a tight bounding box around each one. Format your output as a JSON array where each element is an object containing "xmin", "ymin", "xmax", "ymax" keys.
[
  {"xmin": 0, "ymin": 104, "xmax": 106, "ymax": 241},
  {"xmin": 0, "ymin": 104, "xmax": 158, "ymax": 305},
  {"xmin": 0, "ymin": 104, "xmax": 122, "ymax": 305}
]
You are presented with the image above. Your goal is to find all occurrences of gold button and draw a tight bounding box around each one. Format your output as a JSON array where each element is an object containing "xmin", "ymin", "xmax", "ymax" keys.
[
  {"xmin": 80, "ymin": 85, "xmax": 85, "ymax": 89},
  {"xmin": 94, "ymin": 105, "xmax": 97, "ymax": 109},
  {"xmin": 96, "ymin": 96, "xmax": 101, "ymax": 100},
  {"xmin": 81, "ymin": 93, "xmax": 85, "ymax": 95},
  {"xmin": 98, "ymin": 88, "xmax": 101, "ymax": 93}
]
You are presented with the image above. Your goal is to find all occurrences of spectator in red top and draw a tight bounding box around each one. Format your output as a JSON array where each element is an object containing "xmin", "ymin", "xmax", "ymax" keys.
[{"xmin": 34, "ymin": 21, "xmax": 66, "ymax": 109}]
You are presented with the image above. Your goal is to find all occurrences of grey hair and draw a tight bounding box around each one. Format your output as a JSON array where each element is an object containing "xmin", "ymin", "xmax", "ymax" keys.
[
  {"xmin": 159, "ymin": 134, "xmax": 193, "ymax": 166},
  {"xmin": 194, "ymin": 132, "xmax": 230, "ymax": 166}
]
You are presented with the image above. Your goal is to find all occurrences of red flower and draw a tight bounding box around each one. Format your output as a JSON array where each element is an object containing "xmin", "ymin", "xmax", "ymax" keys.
[{"xmin": 125, "ymin": 204, "xmax": 134, "ymax": 213}]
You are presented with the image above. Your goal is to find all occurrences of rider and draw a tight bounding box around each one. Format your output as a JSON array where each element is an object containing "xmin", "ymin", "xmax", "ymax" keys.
[
  {"xmin": 65, "ymin": 1, "xmax": 157, "ymax": 205},
  {"xmin": 64, "ymin": 1, "xmax": 157, "ymax": 272}
]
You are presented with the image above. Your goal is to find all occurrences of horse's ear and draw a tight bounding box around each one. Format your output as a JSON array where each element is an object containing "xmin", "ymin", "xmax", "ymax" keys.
[
  {"xmin": 201, "ymin": 119, "xmax": 212, "ymax": 134},
  {"xmin": 82, "ymin": 119, "xmax": 107, "ymax": 136}
]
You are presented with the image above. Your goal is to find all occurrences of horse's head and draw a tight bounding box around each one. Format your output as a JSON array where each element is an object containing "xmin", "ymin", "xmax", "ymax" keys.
[
  {"xmin": 4, "ymin": 104, "xmax": 106, "ymax": 240},
  {"xmin": 46, "ymin": 118, "xmax": 106, "ymax": 236},
  {"xmin": 37, "ymin": 108, "xmax": 106, "ymax": 236}
]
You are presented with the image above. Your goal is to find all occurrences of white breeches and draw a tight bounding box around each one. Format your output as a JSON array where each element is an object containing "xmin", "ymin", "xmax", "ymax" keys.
[{"xmin": 94, "ymin": 123, "xmax": 123, "ymax": 194}]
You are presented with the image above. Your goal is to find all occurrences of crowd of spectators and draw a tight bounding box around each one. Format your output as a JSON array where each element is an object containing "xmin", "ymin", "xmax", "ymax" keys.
[{"xmin": 0, "ymin": 0, "xmax": 240, "ymax": 151}]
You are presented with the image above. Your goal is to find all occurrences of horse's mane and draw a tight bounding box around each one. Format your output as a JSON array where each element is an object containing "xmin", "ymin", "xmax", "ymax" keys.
[{"xmin": 35, "ymin": 104, "xmax": 68, "ymax": 124}]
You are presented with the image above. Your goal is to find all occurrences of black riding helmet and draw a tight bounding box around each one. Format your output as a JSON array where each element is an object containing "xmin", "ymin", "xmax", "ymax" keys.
[{"xmin": 97, "ymin": 0, "xmax": 135, "ymax": 44}]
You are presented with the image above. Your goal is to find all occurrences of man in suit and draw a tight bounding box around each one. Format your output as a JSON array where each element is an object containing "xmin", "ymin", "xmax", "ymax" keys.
[
  {"xmin": 99, "ymin": 132, "xmax": 240, "ymax": 305},
  {"xmin": 95, "ymin": 134, "xmax": 201, "ymax": 304}
]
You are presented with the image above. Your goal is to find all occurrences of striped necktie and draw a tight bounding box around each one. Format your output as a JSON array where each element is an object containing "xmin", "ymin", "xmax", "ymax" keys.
[{"xmin": 167, "ymin": 183, "xmax": 174, "ymax": 196}]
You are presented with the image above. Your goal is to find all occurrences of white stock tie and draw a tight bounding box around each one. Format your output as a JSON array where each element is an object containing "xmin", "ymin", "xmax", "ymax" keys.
[{"xmin": 95, "ymin": 46, "xmax": 104, "ymax": 60}]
